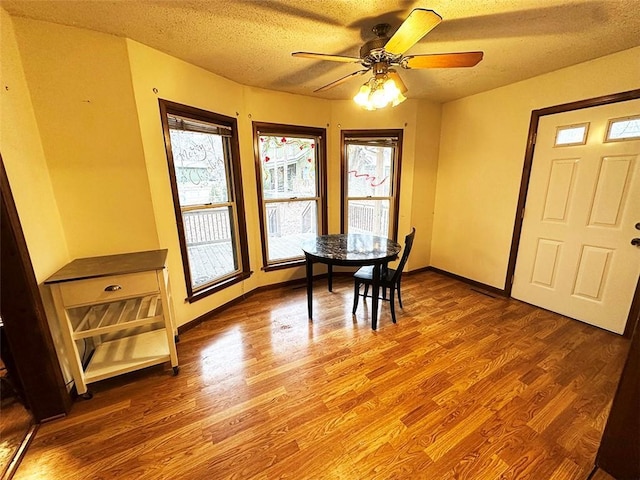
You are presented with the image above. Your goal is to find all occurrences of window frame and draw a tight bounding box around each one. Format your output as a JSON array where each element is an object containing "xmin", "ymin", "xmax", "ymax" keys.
[
  {"xmin": 159, "ymin": 99, "xmax": 251, "ymax": 302},
  {"xmin": 340, "ymin": 129, "xmax": 403, "ymax": 241},
  {"xmin": 252, "ymin": 122, "xmax": 327, "ymax": 271}
]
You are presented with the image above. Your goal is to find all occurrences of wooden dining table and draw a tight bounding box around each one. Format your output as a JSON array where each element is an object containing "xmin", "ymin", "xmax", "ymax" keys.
[{"xmin": 301, "ymin": 233, "xmax": 401, "ymax": 330}]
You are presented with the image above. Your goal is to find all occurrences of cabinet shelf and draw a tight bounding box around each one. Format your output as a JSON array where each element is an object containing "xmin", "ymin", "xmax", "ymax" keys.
[
  {"xmin": 72, "ymin": 294, "xmax": 163, "ymax": 340},
  {"xmin": 84, "ymin": 329, "xmax": 171, "ymax": 383}
]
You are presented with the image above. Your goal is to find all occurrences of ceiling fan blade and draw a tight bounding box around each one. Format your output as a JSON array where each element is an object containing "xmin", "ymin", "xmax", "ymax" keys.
[
  {"xmin": 404, "ymin": 51, "xmax": 484, "ymax": 69},
  {"xmin": 384, "ymin": 8, "xmax": 442, "ymax": 55},
  {"xmin": 314, "ymin": 69, "xmax": 370, "ymax": 92},
  {"xmin": 292, "ymin": 52, "xmax": 362, "ymax": 63}
]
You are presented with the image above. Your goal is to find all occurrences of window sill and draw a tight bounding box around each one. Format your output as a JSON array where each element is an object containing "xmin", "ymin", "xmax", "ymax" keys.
[
  {"xmin": 262, "ymin": 259, "xmax": 305, "ymax": 272},
  {"xmin": 186, "ymin": 270, "xmax": 252, "ymax": 303}
]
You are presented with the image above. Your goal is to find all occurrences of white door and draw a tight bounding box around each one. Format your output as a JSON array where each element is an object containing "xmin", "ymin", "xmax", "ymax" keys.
[{"xmin": 512, "ymin": 99, "xmax": 640, "ymax": 334}]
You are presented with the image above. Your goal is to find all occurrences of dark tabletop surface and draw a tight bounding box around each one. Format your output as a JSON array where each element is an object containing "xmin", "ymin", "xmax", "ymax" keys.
[
  {"xmin": 301, "ymin": 234, "xmax": 400, "ymax": 262},
  {"xmin": 45, "ymin": 249, "xmax": 168, "ymax": 284}
]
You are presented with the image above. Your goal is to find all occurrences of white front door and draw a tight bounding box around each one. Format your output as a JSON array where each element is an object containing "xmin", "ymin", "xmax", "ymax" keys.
[{"xmin": 512, "ymin": 99, "xmax": 640, "ymax": 334}]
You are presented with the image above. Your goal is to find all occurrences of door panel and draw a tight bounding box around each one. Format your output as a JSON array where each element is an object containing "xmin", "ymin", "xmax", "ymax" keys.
[{"xmin": 513, "ymin": 99, "xmax": 640, "ymax": 334}]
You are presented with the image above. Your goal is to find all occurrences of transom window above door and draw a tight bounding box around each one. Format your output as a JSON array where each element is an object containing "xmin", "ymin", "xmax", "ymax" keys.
[
  {"xmin": 253, "ymin": 123, "xmax": 327, "ymax": 270},
  {"xmin": 341, "ymin": 130, "xmax": 403, "ymax": 240}
]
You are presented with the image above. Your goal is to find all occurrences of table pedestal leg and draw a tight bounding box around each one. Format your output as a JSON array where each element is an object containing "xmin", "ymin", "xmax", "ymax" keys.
[
  {"xmin": 305, "ymin": 255, "xmax": 313, "ymax": 319},
  {"xmin": 328, "ymin": 264, "xmax": 333, "ymax": 292},
  {"xmin": 371, "ymin": 263, "xmax": 381, "ymax": 330}
]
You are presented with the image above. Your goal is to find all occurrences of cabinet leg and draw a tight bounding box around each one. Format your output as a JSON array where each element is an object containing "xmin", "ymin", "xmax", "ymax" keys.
[
  {"xmin": 173, "ymin": 366, "xmax": 180, "ymax": 375},
  {"xmin": 80, "ymin": 390, "xmax": 93, "ymax": 400}
]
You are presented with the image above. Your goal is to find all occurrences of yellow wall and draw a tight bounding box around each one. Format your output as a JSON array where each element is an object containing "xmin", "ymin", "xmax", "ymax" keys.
[
  {"xmin": 330, "ymin": 98, "xmax": 441, "ymax": 269},
  {"xmin": 126, "ymin": 39, "xmax": 436, "ymax": 327},
  {"xmin": 431, "ymin": 46, "xmax": 640, "ymax": 289},
  {"xmin": 11, "ymin": 17, "xmax": 159, "ymax": 259},
  {"xmin": 411, "ymin": 100, "xmax": 442, "ymax": 268},
  {"xmin": 0, "ymin": 10, "xmax": 72, "ymax": 382},
  {"xmin": 0, "ymin": 10, "xmax": 68, "ymax": 281},
  {"xmin": 6, "ymin": 10, "xmax": 637, "ymax": 335}
]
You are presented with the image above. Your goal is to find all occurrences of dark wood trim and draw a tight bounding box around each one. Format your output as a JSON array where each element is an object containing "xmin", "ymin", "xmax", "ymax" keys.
[
  {"xmin": 0, "ymin": 155, "xmax": 71, "ymax": 422},
  {"xmin": 251, "ymin": 122, "xmax": 328, "ymax": 270},
  {"xmin": 624, "ymin": 277, "xmax": 640, "ymax": 338},
  {"xmin": 340, "ymin": 129, "xmax": 403, "ymax": 241},
  {"xmin": 186, "ymin": 271, "xmax": 253, "ymax": 304},
  {"xmin": 158, "ymin": 99, "xmax": 251, "ymax": 302},
  {"xmin": 2, "ymin": 422, "xmax": 39, "ymax": 479},
  {"xmin": 505, "ymin": 89, "xmax": 640, "ymax": 338},
  {"xmin": 427, "ymin": 267, "xmax": 508, "ymax": 297},
  {"xmin": 593, "ymin": 318, "xmax": 639, "ymax": 478},
  {"xmin": 261, "ymin": 259, "xmax": 306, "ymax": 272}
]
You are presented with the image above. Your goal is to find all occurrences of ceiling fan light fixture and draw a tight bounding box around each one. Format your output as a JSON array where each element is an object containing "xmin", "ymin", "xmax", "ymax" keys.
[{"xmin": 353, "ymin": 74, "xmax": 406, "ymax": 110}]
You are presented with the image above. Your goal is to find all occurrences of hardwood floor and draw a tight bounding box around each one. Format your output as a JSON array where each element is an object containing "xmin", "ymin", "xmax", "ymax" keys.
[
  {"xmin": 0, "ymin": 395, "xmax": 32, "ymax": 478},
  {"xmin": 15, "ymin": 271, "xmax": 629, "ymax": 479}
]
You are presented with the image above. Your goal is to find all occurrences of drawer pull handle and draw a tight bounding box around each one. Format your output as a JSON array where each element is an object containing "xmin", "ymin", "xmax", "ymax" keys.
[{"xmin": 104, "ymin": 285, "xmax": 122, "ymax": 292}]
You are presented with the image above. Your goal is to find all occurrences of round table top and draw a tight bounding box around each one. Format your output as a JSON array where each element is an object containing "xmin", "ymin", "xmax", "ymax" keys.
[{"xmin": 301, "ymin": 233, "xmax": 401, "ymax": 264}]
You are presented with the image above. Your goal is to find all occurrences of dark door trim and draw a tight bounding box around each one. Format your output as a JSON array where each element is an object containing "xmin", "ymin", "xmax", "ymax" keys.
[
  {"xmin": 505, "ymin": 88, "xmax": 640, "ymax": 338},
  {"xmin": 0, "ymin": 154, "xmax": 71, "ymax": 421}
]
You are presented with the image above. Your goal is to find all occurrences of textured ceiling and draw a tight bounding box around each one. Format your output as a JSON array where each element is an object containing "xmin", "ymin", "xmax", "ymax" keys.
[{"xmin": 2, "ymin": 0, "xmax": 640, "ymax": 103}]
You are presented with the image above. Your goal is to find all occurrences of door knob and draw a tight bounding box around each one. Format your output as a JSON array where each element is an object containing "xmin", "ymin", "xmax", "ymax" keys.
[{"xmin": 632, "ymin": 238, "xmax": 640, "ymax": 246}]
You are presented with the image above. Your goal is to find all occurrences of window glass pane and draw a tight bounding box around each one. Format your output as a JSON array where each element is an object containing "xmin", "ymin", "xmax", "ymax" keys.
[
  {"xmin": 606, "ymin": 116, "xmax": 640, "ymax": 141},
  {"xmin": 183, "ymin": 206, "xmax": 237, "ymax": 288},
  {"xmin": 169, "ymin": 128, "xmax": 229, "ymax": 206},
  {"xmin": 162, "ymin": 101, "xmax": 250, "ymax": 299},
  {"xmin": 347, "ymin": 199, "xmax": 390, "ymax": 237},
  {"xmin": 555, "ymin": 124, "xmax": 588, "ymax": 146},
  {"xmin": 347, "ymin": 144, "xmax": 392, "ymax": 197},
  {"xmin": 259, "ymin": 136, "xmax": 316, "ymax": 199},
  {"xmin": 265, "ymin": 200, "xmax": 317, "ymax": 262}
]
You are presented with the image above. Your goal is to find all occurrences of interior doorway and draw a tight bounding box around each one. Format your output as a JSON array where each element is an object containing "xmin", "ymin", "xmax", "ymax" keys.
[{"xmin": 0, "ymin": 155, "xmax": 71, "ymax": 476}]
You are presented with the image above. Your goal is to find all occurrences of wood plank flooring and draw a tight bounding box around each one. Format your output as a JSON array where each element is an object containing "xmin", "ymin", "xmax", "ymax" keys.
[
  {"xmin": 14, "ymin": 271, "xmax": 629, "ymax": 479},
  {"xmin": 0, "ymin": 395, "xmax": 32, "ymax": 478}
]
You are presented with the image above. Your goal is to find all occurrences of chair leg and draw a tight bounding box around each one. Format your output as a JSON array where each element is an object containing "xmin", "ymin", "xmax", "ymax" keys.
[
  {"xmin": 363, "ymin": 283, "xmax": 369, "ymax": 299},
  {"xmin": 390, "ymin": 288, "xmax": 397, "ymax": 324},
  {"xmin": 352, "ymin": 280, "xmax": 360, "ymax": 314},
  {"xmin": 397, "ymin": 281, "xmax": 403, "ymax": 308}
]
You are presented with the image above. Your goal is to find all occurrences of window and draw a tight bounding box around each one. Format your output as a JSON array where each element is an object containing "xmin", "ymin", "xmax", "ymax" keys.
[
  {"xmin": 605, "ymin": 115, "xmax": 640, "ymax": 142},
  {"xmin": 253, "ymin": 123, "xmax": 327, "ymax": 269},
  {"xmin": 554, "ymin": 123, "xmax": 589, "ymax": 146},
  {"xmin": 341, "ymin": 130, "xmax": 402, "ymax": 239},
  {"xmin": 159, "ymin": 100, "xmax": 250, "ymax": 301}
]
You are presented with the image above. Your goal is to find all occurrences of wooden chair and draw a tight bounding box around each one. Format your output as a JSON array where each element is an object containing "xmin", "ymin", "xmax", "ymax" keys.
[{"xmin": 352, "ymin": 228, "xmax": 416, "ymax": 324}]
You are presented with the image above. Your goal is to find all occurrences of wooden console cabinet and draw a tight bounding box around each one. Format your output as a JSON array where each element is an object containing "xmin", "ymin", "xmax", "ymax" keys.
[{"xmin": 46, "ymin": 249, "xmax": 179, "ymax": 398}]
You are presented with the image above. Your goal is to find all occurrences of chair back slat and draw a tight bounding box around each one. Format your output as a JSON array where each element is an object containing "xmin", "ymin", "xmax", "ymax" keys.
[{"xmin": 391, "ymin": 227, "xmax": 416, "ymax": 283}]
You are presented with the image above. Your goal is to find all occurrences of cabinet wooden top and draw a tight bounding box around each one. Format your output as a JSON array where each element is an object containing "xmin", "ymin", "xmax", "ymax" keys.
[{"xmin": 45, "ymin": 249, "xmax": 168, "ymax": 284}]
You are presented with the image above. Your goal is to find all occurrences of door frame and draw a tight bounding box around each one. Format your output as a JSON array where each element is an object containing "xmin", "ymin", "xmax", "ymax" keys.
[
  {"xmin": 505, "ymin": 88, "xmax": 640, "ymax": 338},
  {"xmin": 0, "ymin": 154, "xmax": 71, "ymax": 421}
]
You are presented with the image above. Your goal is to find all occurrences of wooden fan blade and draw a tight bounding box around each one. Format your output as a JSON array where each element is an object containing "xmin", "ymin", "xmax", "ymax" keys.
[
  {"xmin": 314, "ymin": 69, "xmax": 370, "ymax": 92},
  {"xmin": 404, "ymin": 51, "xmax": 484, "ymax": 69},
  {"xmin": 384, "ymin": 8, "xmax": 442, "ymax": 55},
  {"xmin": 292, "ymin": 52, "xmax": 362, "ymax": 63}
]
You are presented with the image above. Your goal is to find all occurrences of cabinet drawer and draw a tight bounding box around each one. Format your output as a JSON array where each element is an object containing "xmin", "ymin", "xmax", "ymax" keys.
[{"xmin": 59, "ymin": 271, "xmax": 159, "ymax": 307}]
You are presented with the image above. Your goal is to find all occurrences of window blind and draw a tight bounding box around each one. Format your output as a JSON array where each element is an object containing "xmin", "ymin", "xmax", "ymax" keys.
[{"xmin": 168, "ymin": 114, "xmax": 232, "ymax": 137}]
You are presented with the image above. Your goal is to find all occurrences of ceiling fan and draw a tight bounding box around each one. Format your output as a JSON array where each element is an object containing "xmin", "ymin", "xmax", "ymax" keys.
[{"xmin": 292, "ymin": 8, "xmax": 483, "ymax": 106}]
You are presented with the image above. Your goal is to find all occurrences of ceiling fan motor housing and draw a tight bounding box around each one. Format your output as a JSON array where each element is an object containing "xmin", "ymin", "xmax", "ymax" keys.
[{"xmin": 360, "ymin": 40, "xmax": 403, "ymax": 68}]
